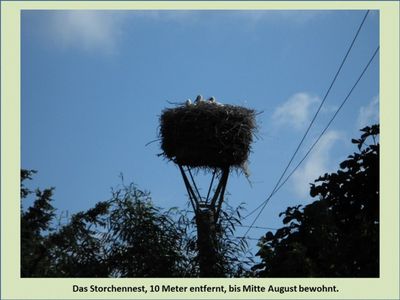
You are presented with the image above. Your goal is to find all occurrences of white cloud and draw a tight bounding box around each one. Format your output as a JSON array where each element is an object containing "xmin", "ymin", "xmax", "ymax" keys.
[
  {"xmin": 42, "ymin": 10, "xmax": 327, "ymax": 54},
  {"xmin": 357, "ymin": 96, "xmax": 379, "ymax": 129},
  {"xmin": 49, "ymin": 11, "xmax": 127, "ymax": 54},
  {"xmin": 272, "ymin": 92, "xmax": 320, "ymax": 130},
  {"xmin": 291, "ymin": 130, "xmax": 343, "ymax": 199}
]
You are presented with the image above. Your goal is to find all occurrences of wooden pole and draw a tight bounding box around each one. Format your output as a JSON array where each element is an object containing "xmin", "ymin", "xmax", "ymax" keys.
[
  {"xmin": 215, "ymin": 167, "xmax": 229, "ymax": 222},
  {"xmin": 179, "ymin": 165, "xmax": 230, "ymax": 277},
  {"xmin": 178, "ymin": 165, "xmax": 199, "ymax": 211},
  {"xmin": 195, "ymin": 208, "xmax": 223, "ymax": 277}
]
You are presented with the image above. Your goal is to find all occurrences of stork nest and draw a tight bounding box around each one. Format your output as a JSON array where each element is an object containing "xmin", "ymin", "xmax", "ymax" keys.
[{"xmin": 159, "ymin": 102, "xmax": 257, "ymax": 169}]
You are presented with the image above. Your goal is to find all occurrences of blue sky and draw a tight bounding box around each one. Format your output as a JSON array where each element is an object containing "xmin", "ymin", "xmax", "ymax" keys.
[{"xmin": 21, "ymin": 10, "xmax": 379, "ymax": 252}]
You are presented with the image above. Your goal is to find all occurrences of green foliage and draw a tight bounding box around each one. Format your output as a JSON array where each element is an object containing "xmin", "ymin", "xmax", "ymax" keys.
[
  {"xmin": 21, "ymin": 169, "xmax": 56, "ymax": 277},
  {"xmin": 179, "ymin": 202, "xmax": 254, "ymax": 277},
  {"xmin": 21, "ymin": 174, "xmax": 251, "ymax": 277},
  {"xmin": 216, "ymin": 203, "xmax": 254, "ymax": 277},
  {"xmin": 45, "ymin": 200, "xmax": 111, "ymax": 277},
  {"xmin": 253, "ymin": 125, "xmax": 379, "ymax": 277},
  {"xmin": 105, "ymin": 184, "xmax": 188, "ymax": 277}
]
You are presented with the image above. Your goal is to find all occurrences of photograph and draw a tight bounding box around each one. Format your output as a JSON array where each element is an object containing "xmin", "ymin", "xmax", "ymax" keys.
[
  {"xmin": 1, "ymin": 1, "xmax": 399, "ymax": 299},
  {"xmin": 20, "ymin": 9, "xmax": 380, "ymax": 278}
]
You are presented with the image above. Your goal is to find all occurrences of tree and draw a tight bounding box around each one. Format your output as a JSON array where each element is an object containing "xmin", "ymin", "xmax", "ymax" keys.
[
  {"xmin": 21, "ymin": 169, "xmax": 56, "ymax": 277},
  {"xmin": 103, "ymin": 183, "xmax": 189, "ymax": 277},
  {"xmin": 21, "ymin": 174, "xmax": 252, "ymax": 277},
  {"xmin": 21, "ymin": 179, "xmax": 191, "ymax": 277},
  {"xmin": 253, "ymin": 124, "xmax": 379, "ymax": 277}
]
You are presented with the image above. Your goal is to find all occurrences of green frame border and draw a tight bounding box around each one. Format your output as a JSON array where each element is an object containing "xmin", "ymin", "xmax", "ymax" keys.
[{"xmin": 1, "ymin": 1, "xmax": 399, "ymax": 299}]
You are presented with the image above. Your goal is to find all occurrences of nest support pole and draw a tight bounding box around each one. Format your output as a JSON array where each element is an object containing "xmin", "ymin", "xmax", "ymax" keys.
[
  {"xmin": 195, "ymin": 209, "xmax": 222, "ymax": 277},
  {"xmin": 179, "ymin": 165, "xmax": 230, "ymax": 220},
  {"xmin": 161, "ymin": 101, "xmax": 256, "ymax": 277},
  {"xmin": 210, "ymin": 167, "xmax": 229, "ymax": 222},
  {"xmin": 178, "ymin": 165, "xmax": 230, "ymax": 277},
  {"xmin": 187, "ymin": 167, "xmax": 202, "ymax": 202},
  {"xmin": 178, "ymin": 165, "xmax": 199, "ymax": 211}
]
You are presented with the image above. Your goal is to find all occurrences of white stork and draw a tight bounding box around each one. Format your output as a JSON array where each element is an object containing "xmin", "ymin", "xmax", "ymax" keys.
[
  {"xmin": 195, "ymin": 95, "xmax": 204, "ymax": 103},
  {"xmin": 208, "ymin": 96, "xmax": 216, "ymax": 103}
]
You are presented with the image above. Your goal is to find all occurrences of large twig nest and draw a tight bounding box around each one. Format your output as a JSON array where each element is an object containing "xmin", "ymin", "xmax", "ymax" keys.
[{"xmin": 159, "ymin": 101, "xmax": 257, "ymax": 169}]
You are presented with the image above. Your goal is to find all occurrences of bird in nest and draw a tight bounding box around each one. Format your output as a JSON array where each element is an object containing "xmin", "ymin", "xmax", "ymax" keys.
[
  {"xmin": 208, "ymin": 96, "xmax": 224, "ymax": 106},
  {"xmin": 185, "ymin": 99, "xmax": 192, "ymax": 106},
  {"xmin": 195, "ymin": 95, "xmax": 204, "ymax": 103}
]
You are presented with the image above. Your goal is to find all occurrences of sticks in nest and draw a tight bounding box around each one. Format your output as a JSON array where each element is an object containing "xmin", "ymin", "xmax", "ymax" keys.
[{"xmin": 159, "ymin": 102, "xmax": 257, "ymax": 169}]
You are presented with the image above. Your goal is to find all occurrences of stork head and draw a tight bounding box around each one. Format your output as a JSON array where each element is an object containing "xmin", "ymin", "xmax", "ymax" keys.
[{"xmin": 195, "ymin": 95, "xmax": 203, "ymax": 103}]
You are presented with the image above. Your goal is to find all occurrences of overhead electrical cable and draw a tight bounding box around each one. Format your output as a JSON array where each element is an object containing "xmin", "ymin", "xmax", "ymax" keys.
[
  {"xmin": 236, "ymin": 225, "xmax": 279, "ymax": 231},
  {"xmin": 242, "ymin": 10, "xmax": 371, "ymax": 221},
  {"xmin": 243, "ymin": 45, "xmax": 379, "ymax": 239}
]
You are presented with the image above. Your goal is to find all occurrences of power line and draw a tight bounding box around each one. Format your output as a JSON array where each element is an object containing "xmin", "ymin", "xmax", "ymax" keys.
[
  {"xmin": 243, "ymin": 45, "xmax": 379, "ymax": 238},
  {"xmin": 242, "ymin": 10, "xmax": 370, "ymax": 221},
  {"xmin": 275, "ymin": 46, "xmax": 380, "ymax": 195},
  {"xmin": 170, "ymin": 209, "xmax": 278, "ymax": 230},
  {"xmin": 237, "ymin": 225, "xmax": 278, "ymax": 231},
  {"xmin": 237, "ymin": 236, "xmax": 263, "ymax": 241}
]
